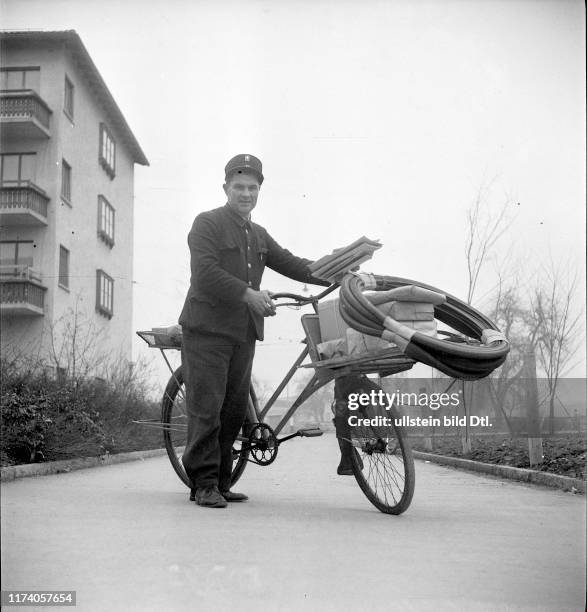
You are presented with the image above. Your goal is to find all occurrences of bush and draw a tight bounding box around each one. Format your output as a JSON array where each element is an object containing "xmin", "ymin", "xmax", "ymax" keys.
[{"xmin": 0, "ymin": 360, "xmax": 163, "ymax": 466}]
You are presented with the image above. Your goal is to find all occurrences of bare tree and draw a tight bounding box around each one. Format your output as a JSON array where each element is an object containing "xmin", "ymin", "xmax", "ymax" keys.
[
  {"xmin": 461, "ymin": 183, "xmax": 515, "ymax": 452},
  {"xmin": 480, "ymin": 271, "xmax": 542, "ymax": 435},
  {"xmin": 47, "ymin": 295, "xmax": 109, "ymax": 380},
  {"xmin": 531, "ymin": 262, "xmax": 583, "ymax": 433},
  {"xmin": 465, "ymin": 182, "xmax": 514, "ymax": 305}
]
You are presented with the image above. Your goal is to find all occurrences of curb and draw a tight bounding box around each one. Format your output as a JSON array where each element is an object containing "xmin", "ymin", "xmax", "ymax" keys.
[
  {"xmin": 0, "ymin": 448, "xmax": 168, "ymax": 482},
  {"xmin": 413, "ymin": 450, "xmax": 586, "ymax": 494}
]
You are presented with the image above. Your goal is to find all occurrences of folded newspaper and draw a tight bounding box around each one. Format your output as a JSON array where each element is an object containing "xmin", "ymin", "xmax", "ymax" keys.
[{"xmin": 309, "ymin": 236, "xmax": 382, "ymax": 282}]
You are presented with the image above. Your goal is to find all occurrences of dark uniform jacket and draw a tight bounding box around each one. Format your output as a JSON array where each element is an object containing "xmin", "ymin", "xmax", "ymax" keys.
[{"xmin": 179, "ymin": 204, "xmax": 328, "ymax": 342}]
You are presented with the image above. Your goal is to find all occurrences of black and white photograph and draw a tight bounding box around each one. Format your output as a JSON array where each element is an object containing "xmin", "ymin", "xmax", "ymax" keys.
[{"xmin": 0, "ymin": 1, "xmax": 585, "ymax": 610}]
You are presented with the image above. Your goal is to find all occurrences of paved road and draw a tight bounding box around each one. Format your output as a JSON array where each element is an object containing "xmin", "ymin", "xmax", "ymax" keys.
[{"xmin": 1, "ymin": 434, "xmax": 585, "ymax": 612}]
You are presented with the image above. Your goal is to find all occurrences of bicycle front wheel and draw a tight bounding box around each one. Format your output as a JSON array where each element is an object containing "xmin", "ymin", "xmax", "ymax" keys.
[
  {"xmin": 347, "ymin": 389, "xmax": 415, "ymax": 515},
  {"xmin": 161, "ymin": 366, "xmax": 255, "ymax": 488}
]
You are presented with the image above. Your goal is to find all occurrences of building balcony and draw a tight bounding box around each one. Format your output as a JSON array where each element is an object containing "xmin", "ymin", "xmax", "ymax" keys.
[
  {"xmin": 0, "ymin": 265, "xmax": 46, "ymax": 316},
  {"xmin": 0, "ymin": 90, "xmax": 52, "ymax": 139},
  {"xmin": 0, "ymin": 182, "xmax": 49, "ymax": 226}
]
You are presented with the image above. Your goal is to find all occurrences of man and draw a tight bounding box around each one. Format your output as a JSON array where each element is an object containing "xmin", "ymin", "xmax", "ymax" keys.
[{"xmin": 178, "ymin": 154, "xmax": 329, "ymax": 508}]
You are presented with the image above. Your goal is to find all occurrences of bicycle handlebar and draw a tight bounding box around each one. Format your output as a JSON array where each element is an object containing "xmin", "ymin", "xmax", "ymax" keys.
[{"xmin": 271, "ymin": 283, "xmax": 339, "ymax": 306}]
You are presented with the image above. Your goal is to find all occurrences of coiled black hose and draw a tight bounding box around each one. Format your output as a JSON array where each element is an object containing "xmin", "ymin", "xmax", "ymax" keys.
[{"xmin": 338, "ymin": 273, "xmax": 509, "ymax": 380}]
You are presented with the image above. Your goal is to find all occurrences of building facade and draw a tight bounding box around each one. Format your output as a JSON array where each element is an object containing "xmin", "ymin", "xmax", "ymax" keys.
[{"xmin": 0, "ymin": 30, "xmax": 148, "ymax": 376}]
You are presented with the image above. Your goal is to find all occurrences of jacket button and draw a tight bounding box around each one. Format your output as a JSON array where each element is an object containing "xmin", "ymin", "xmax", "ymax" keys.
[{"xmin": 248, "ymin": 263, "xmax": 251, "ymax": 268}]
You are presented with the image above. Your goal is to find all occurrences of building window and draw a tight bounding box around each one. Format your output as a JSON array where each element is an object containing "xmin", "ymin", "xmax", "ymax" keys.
[
  {"xmin": 96, "ymin": 269, "xmax": 114, "ymax": 318},
  {"xmin": 0, "ymin": 67, "xmax": 40, "ymax": 92},
  {"xmin": 0, "ymin": 153, "xmax": 36, "ymax": 187},
  {"xmin": 97, "ymin": 195, "xmax": 115, "ymax": 247},
  {"xmin": 64, "ymin": 76, "xmax": 74, "ymax": 119},
  {"xmin": 99, "ymin": 123, "xmax": 116, "ymax": 178},
  {"xmin": 0, "ymin": 240, "xmax": 35, "ymax": 279},
  {"xmin": 58, "ymin": 246, "xmax": 69, "ymax": 290},
  {"xmin": 61, "ymin": 159, "xmax": 71, "ymax": 203}
]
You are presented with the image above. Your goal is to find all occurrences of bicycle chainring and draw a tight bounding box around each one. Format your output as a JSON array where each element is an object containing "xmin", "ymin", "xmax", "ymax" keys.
[{"xmin": 248, "ymin": 423, "xmax": 278, "ymax": 466}]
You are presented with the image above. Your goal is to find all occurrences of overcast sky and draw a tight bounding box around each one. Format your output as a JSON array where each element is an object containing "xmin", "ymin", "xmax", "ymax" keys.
[{"xmin": 2, "ymin": 0, "xmax": 585, "ymax": 391}]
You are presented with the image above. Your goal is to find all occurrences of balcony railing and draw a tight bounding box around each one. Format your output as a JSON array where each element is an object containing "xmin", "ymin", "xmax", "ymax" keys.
[
  {"xmin": 0, "ymin": 281, "xmax": 45, "ymax": 312},
  {"xmin": 0, "ymin": 89, "xmax": 52, "ymax": 132},
  {"xmin": 0, "ymin": 182, "xmax": 49, "ymax": 220},
  {"xmin": 0, "ymin": 266, "xmax": 46, "ymax": 315}
]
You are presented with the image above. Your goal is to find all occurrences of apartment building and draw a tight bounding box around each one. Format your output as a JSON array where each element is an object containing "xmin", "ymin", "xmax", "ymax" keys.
[{"xmin": 0, "ymin": 30, "xmax": 148, "ymax": 375}]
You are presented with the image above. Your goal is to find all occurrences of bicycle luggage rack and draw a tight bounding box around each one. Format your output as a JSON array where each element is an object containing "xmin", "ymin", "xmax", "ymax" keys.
[
  {"xmin": 133, "ymin": 330, "xmax": 183, "ymax": 430},
  {"xmin": 299, "ymin": 314, "xmax": 416, "ymax": 379},
  {"xmin": 136, "ymin": 328, "xmax": 181, "ymax": 374}
]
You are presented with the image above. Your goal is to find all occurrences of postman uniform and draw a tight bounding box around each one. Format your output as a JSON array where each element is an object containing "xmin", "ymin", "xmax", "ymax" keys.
[{"xmin": 179, "ymin": 155, "xmax": 327, "ymax": 494}]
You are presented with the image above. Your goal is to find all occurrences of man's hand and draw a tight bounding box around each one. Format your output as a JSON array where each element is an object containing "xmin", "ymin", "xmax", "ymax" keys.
[{"xmin": 243, "ymin": 288, "xmax": 276, "ymax": 317}]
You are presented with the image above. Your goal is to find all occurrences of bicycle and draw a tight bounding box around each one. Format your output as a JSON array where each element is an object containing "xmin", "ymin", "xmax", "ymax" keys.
[{"xmin": 137, "ymin": 280, "xmax": 422, "ymax": 515}]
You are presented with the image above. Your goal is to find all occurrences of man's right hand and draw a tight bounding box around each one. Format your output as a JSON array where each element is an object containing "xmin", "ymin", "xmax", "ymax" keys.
[{"xmin": 242, "ymin": 288, "xmax": 276, "ymax": 317}]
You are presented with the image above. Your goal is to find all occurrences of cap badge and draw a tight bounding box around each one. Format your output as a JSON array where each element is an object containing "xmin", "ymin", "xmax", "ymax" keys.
[{"xmin": 244, "ymin": 155, "xmax": 250, "ymax": 162}]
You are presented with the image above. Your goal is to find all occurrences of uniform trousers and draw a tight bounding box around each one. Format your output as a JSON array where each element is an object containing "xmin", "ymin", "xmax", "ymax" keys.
[{"xmin": 181, "ymin": 323, "xmax": 256, "ymax": 492}]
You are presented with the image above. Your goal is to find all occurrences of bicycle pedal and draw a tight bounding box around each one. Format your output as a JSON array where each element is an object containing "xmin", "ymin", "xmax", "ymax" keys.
[{"xmin": 297, "ymin": 427, "xmax": 323, "ymax": 437}]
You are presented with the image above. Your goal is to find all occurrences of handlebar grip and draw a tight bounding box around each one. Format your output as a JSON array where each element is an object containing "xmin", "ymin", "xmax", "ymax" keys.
[
  {"xmin": 271, "ymin": 292, "xmax": 308, "ymax": 300},
  {"xmin": 271, "ymin": 284, "xmax": 339, "ymax": 303}
]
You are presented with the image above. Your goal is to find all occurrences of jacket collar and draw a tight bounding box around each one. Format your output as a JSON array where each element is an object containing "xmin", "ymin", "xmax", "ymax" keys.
[{"xmin": 224, "ymin": 203, "xmax": 251, "ymax": 227}]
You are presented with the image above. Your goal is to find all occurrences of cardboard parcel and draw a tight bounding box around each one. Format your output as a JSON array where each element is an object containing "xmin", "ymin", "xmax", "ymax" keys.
[{"xmin": 316, "ymin": 286, "xmax": 445, "ymax": 360}]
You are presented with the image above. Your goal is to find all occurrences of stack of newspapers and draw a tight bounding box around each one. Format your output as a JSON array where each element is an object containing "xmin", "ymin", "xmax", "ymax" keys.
[{"xmin": 309, "ymin": 236, "xmax": 382, "ymax": 282}]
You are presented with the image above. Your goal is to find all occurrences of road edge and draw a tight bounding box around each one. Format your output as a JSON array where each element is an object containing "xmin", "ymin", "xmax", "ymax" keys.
[
  {"xmin": 0, "ymin": 448, "xmax": 168, "ymax": 482},
  {"xmin": 2, "ymin": 447, "xmax": 585, "ymax": 494},
  {"xmin": 413, "ymin": 450, "xmax": 585, "ymax": 494}
]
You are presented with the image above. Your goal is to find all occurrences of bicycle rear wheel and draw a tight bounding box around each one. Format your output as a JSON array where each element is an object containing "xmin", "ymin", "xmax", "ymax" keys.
[
  {"xmin": 345, "ymin": 382, "xmax": 415, "ymax": 515},
  {"xmin": 161, "ymin": 366, "xmax": 255, "ymax": 488}
]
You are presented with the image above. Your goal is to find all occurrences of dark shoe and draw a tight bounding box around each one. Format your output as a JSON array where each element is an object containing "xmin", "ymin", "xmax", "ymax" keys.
[
  {"xmin": 221, "ymin": 490, "xmax": 248, "ymax": 502},
  {"xmin": 333, "ymin": 415, "xmax": 353, "ymax": 475},
  {"xmin": 337, "ymin": 462, "xmax": 353, "ymax": 476},
  {"xmin": 336, "ymin": 437, "xmax": 363, "ymax": 475},
  {"xmin": 194, "ymin": 485, "xmax": 228, "ymax": 508},
  {"xmin": 336, "ymin": 439, "xmax": 353, "ymax": 475}
]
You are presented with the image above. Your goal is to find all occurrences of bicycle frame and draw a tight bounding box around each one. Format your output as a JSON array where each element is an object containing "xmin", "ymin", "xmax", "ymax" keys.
[{"xmin": 136, "ymin": 281, "xmax": 414, "ymax": 435}]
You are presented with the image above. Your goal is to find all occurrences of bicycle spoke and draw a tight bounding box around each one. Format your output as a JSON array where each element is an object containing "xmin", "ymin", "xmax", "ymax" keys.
[
  {"xmin": 377, "ymin": 454, "xmax": 393, "ymax": 504},
  {"xmin": 386, "ymin": 464, "xmax": 403, "ymax": 497},
  {"xmin": 376, "ymin": 454, "xmax": 391, "ymax": 505},
  {"xmin": 384, "ymin": 449, "xmax": 404, "ymax": 500},
  {"xmin": 381, "ymin": 455, "xmax": 399, "ymax": 505},
  {"xmin": 383, "ymin": 447, "xmax": 404, "ymax": 493},
  {"xmin": 378, "ymin": 454, "xmax": 393, "ymax": 504}
]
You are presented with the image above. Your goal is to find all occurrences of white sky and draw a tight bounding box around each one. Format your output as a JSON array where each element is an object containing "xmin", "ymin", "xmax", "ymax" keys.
[{"xmin": 1, "ymin": 0, "xmax": 585, "ymax": 392}]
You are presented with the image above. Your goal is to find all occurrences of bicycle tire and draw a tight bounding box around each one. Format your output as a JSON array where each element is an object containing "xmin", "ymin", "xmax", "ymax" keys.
[
  {"xmin": 161, "ymin": 366, "xmax": 255, "ymax": 488},
  {"xmin": 347, "ymin": 384, "xmax": 415, "ymax": 515}
]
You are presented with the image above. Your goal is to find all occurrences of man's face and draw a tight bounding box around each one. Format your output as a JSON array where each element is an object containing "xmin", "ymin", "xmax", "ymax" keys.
[{"xmin": 224, "ymin": 173, "xmax": 260, "ymax": 219}]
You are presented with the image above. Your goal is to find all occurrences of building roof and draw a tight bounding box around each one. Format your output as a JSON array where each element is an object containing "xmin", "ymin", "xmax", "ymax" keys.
[{"xmin": 1, "ymin": 29, "xmax": 149, "ymax": 166}]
